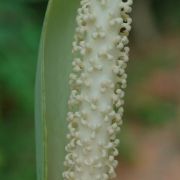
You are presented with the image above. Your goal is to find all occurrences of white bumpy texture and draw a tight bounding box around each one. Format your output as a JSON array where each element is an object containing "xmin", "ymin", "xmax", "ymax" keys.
[{"xmin": 63, "ymin": 0, "xmax": 133, "ymax": 179}]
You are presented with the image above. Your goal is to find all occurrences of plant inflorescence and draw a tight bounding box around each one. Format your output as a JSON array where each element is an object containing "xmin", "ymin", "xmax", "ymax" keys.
[{"xmin": 63, "ymin": 0, "xmax": 133, "ymax": 179}]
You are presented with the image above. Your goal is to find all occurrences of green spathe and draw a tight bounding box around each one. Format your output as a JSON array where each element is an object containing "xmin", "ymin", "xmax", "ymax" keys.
[{"xmin": 35, "ymin": 0, "xmax": 80, "ymax": 180}]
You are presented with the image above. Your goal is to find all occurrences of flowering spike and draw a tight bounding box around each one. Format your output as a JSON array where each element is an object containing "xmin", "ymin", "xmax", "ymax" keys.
[{"xmin": 63, "ymin": 0, "xmax": 133, "ymax": 179}]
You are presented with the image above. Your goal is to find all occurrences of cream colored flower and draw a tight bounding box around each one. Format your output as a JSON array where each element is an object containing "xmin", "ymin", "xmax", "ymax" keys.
[{"xmin": 63, "ymin": 0, "xmax": 133, "ymax": 179}]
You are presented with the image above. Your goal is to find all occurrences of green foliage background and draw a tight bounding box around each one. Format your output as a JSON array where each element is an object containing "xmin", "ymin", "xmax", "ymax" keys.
[
  {"xmin": 0, "ymin": 1, "xmax": 46, "ymax": 179},
  {"xmin": 0, "ymin": 0, "xmax": 179, "ymax": 179}
]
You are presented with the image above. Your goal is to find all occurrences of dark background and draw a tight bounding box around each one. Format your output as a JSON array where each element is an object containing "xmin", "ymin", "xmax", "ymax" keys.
[{"xmin": 0, "ymin": 0, "xmax": 180, "ymax": 179}]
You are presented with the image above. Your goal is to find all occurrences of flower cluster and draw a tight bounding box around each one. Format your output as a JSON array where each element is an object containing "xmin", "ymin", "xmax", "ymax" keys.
[{"xmin": 63, "ymin": 0, "xmax": 133, "ymax": 179}]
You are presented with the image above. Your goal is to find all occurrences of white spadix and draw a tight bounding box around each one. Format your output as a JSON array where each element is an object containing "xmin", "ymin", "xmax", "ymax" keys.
[{"xmin": 63, "ymin": 0, "xmax": 133, "ymax": 179}]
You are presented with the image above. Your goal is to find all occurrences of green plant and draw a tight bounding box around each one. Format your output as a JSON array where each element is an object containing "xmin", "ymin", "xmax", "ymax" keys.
[{"xmin": 36, "ymin": 0, "xmax": 133, "ymax": 180}]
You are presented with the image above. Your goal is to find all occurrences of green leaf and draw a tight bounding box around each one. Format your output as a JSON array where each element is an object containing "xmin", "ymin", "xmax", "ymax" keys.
[{"xmin": 35, "ymin": 0, "xmax": 80, "ymax": 180}]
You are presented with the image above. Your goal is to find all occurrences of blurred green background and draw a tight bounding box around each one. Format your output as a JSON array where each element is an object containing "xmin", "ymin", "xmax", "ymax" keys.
[{"xmin": 0, "ymin": 0, "xmax": 180, "ymax": 180}]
